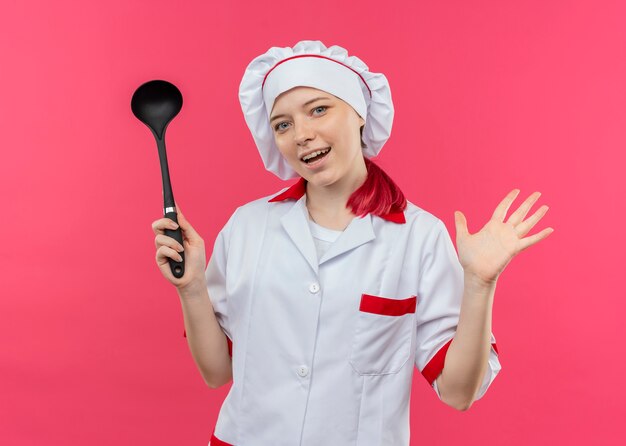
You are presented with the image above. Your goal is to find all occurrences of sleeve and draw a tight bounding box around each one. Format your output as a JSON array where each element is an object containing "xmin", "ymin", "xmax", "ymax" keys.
[
  {"xmin": 183, "ymin": 208, "xmax": 238, "ymax": 358},
  {"xmin": 414, "ymin": 219, "xmax": 501, "ymax": 402}
]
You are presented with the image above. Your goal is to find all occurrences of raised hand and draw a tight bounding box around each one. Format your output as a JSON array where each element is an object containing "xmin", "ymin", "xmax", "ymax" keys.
[
  {"xmin": 453, "ymin": 190, "xmax": 554, "ymax": 285},
  {"xmin": 151, "ymin": 202, "xmax": 208, "ymax": 292}
]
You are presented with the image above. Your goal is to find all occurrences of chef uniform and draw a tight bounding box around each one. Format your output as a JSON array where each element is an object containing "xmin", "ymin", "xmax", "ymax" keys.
[{"xmin": 205, "ymin": 41, "xmax": 502, "ymax": 446}]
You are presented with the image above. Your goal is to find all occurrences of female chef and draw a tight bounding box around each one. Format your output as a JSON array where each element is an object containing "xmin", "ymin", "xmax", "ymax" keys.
[{"xmin": 151, "ymin": 41, "xmax": 553, "ymax": 446}]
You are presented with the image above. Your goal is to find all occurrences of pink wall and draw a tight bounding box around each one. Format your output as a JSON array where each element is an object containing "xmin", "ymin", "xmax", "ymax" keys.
[{"xmin": 1, "ymin": 0, "xmax": 623, "ymax": 444}]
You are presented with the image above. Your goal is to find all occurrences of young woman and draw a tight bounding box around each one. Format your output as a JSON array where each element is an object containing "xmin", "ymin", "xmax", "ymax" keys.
[{"xmin": 151, "ymin": 40, "xmax": 553, "ymax": 446}]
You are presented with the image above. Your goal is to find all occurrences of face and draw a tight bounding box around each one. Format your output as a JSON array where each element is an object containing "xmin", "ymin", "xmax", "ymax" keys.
[{"xmin": 269, "ymin": 86, "xmax": 366, "ymax": 187}]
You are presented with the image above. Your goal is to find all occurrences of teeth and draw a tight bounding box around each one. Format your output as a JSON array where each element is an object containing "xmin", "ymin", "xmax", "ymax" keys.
[{"xmin": 302, "ymin": 148, "xmax": 330, "ymax": 161}]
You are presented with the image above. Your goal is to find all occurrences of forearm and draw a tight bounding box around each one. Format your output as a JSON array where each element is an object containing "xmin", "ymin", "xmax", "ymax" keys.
[
  {"xmin": 436, "ymin": 272, "xmax": 496, "ymax": 410},
  {"xmin": 177, "ymin": 282, "xmax": 232, "ymax": 388}
]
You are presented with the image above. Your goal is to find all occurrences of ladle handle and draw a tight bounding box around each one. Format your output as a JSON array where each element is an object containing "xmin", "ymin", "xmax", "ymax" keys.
[{"xmin": 164, "ymin": 210, "xmax": 185, "ymax": 278}]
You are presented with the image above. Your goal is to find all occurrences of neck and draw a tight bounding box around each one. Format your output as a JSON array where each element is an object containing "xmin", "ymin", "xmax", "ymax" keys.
[{"xmin": 305, "ymin": 156, "xmax": 368, "ymax": 229}]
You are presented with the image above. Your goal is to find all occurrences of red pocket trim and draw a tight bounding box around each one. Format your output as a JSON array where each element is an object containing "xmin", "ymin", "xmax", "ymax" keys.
[{"xmin": 359, "ymin": 294, "xmax": 417, "ymax": 316}]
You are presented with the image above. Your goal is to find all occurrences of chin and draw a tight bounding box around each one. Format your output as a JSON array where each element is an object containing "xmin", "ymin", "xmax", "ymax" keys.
[{"xmin": 306, "ymin": 172, "xmax": 338, "ymax": 188}]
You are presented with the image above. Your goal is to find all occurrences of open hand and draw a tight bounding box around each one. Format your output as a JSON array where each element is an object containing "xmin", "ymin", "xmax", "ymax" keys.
[{"xmin": 454, "ymin": 190, "xmax": 554, "ymax": 285}]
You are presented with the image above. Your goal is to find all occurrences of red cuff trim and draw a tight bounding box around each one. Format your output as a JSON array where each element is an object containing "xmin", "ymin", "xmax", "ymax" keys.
[
  {"xmin": 210, "ymin": 431, "xmax": 233, "ymax": 446},
  {"xmin": 421, "ymin": 340, "xmax": 500, "ymax": 385},
  {"xmin": 422, "ymin": 338, "xmax": 454, "ymax": 385},
  {"xmin": 227, "ymin": 336, "xmax": 233, "ymax": 358}
]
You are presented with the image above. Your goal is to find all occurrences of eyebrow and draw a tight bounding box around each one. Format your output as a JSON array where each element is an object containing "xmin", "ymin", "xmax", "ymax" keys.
[{"xmin": 270, "ymin": 97, "xmax": 331, "ymax": 123}]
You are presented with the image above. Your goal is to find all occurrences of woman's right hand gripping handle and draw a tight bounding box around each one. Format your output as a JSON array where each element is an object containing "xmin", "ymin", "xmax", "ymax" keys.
[{"xmin": 152, "ymin": 203, "xmax": 206, "ymax": 292}]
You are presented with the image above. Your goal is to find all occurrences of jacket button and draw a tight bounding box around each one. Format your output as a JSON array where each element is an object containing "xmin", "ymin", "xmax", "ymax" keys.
[
  {"xmin": 309, "ymin": 282, "xmax": 320, "ymax": 293},
  {"xmin": 297, "ymin": 365, "xmax": 309, "ymax": 377}
]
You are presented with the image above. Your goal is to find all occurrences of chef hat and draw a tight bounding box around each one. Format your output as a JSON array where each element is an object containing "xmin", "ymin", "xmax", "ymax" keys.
[{"xmin": 239, "ymin": 40, "xmax": 394, "ymax": 180}]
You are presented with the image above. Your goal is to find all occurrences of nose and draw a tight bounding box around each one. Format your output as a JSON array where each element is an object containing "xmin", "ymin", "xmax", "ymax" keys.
[{"xmin": 293, "ymin": 118, "xmax": 315, "ymax": 146}]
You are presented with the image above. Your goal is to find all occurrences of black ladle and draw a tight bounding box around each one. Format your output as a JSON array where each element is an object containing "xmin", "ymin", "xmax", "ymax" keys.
[{"xmin": 131, "ymin": 80, "xmax": 185, "ymax": 278}]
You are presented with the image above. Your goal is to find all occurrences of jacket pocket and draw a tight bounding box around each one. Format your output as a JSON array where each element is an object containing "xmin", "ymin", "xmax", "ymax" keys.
[{"xmin": 349, "ymin": 294, "xmax": 417, "ymax": 375}]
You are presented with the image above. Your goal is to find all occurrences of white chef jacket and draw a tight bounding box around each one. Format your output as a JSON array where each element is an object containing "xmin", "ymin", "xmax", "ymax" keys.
[{"xmin": 205, "ymin": 179, "xmax": 501, "ymax": 446}]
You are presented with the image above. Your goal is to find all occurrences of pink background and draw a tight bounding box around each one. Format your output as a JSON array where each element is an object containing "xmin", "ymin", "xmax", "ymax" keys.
[{"xmin": 1, "ymin": 0, "xmax": 624, "ymax": 444}]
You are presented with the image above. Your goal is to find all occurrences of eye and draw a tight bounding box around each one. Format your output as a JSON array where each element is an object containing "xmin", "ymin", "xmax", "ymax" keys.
[
  {"xmin": 312, "ymin": 106, "xmax": 327, "ymax": 115},
  {"xmin": 274, "ymin": 121, "xmax": 290, "ymax": 132}
]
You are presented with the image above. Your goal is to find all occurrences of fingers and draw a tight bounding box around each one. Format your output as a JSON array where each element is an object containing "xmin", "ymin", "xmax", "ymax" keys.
[
  {"xmin": 454, "ymin": 211, "xmax": 469, "ymax": 238},
  {"xmin": 153, "ymin": 224, "xmax": 185, "ymax": 269},
  {"xmin": 507, "ymin": 192, "xmax": 542, "ymax": 226},
  {"xmin": 155, "ymin": 244, "xmax": 184, "ymax": 265},
  {"xmin": 151, "ymin": 201, "xmax": 185, "ymax": 234},
  {"xmin": 151, "ymin": 204, "xmax": 203, "ymax": 248},
  {"xmin": 491, "ymin": 189, "xmax": 520, "ymax": 222},
  {"xmin": 152, "ymin": 217, "xmax": 180, "ymax": 235},
  {"xmin": 518, "ymin": 226, "xmax": 554, "ymax": 253},
  {"xmin": 154, "ymin": 233, "xmax": 185, "ymax": 253},
  {"xmin": 513, "ymin": 205, "xmax": 549, "ymax": 238}
]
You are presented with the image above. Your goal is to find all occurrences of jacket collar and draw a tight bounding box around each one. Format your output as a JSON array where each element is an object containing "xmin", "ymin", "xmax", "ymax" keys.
[
  {"xmin": 269, "ymin": 177, "xmax": 406, "ymax": 224},
  {"xmin": 278, "ymin": 194, "xmax": 376, "ymax": 274}
]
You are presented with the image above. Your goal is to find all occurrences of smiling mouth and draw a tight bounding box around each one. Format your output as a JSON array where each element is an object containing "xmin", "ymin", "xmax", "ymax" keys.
[{"xmin": 301, "ymin": 147, "xmax": 331, "ymax": 163}]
